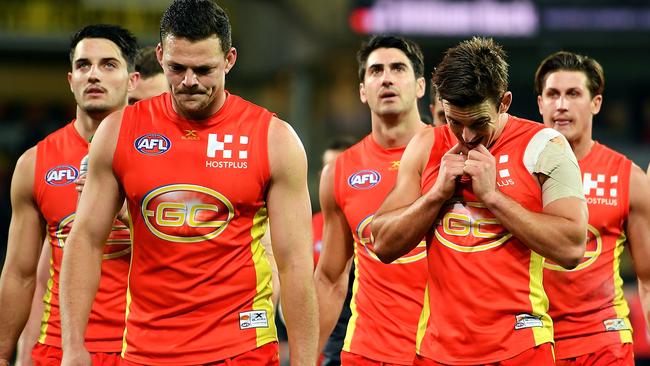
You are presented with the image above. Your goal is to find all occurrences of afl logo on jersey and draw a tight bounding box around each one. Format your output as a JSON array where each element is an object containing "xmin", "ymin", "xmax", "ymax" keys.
[
  {"xmin": 141, "ymin": 184, "xmax": 234, "ymax": 243},
  {"xmin": 134, "ymin": 134, "xmax": 171, "ymax": 155},
  {"xmin": 348, "ymin": 170, "xmax": 381, "ymax": 189},
  {"xmin": 45, "ymin": 165, "xmax": 78, "ymax": 186}
]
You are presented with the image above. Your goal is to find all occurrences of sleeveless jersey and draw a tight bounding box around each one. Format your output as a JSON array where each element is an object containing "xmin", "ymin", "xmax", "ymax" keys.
[
  {"xmin": 313, "ymin": 212, "xmax": 324, "ymax": 266},
  {"xmin": 417, "ymin": 116, "xmax": 558, "ymax": 364},
  {"xmin": 334, "ymin": 134, "xmax": 428, "ymax": 364},
  {"xmin": 112, "ymin": 92, "xmax": 276, "ymax": 365},
  {"xmin": 33, "ymin": 121, "xmax": 131, "ymax": 351},
  {"xmin": 543, "ymin": 141, "xmax": 633, "ymax": 359}
]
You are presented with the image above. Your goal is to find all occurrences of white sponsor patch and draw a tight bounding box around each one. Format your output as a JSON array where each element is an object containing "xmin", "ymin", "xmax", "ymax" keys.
[
  {"xmin": 604, "ymin": 318, "xmax": 629, "ymax": 331},
  {"xmin": 514, "ymin": 313, "xmax": 543, "ymax": 330},
  {"xmin": 239, "ymin": 310, "xmax": 269, "ymax": 330}
]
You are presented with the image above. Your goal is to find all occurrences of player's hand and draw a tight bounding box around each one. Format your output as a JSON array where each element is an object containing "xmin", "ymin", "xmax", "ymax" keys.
[
  {"xmin": 74, "ymin": 173, "xmax": 87, "ymax": 194},
  {"xmin": 61, "ymin": 346, "xmax": 91, "ymax": 366},
  {"xmin": 464, "ymin": 144, "xmax": 498, "ymax": 202},
  {"xmin": 0, "ymin": 358, "xmax": 11, "ymax": 366},
  {"xmin": 432, "ymin": 143, "xmax": 466, "ymax": 201}
]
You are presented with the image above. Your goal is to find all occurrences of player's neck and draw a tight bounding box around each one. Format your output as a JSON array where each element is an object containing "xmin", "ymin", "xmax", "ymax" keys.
[
  {"xmin": 569, "ymin": 135, "xmax": 594, "ymax": 161},
  {"xmin": 74, "ymin": 106, "xmax": 114, "ymax": 142},
  {"xmin": 371, "ymin": 109, "xmax": 424, "ymax": 149}
]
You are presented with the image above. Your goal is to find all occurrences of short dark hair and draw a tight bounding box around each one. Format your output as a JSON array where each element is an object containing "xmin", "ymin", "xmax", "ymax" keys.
[
  {"xmin": 160, "ymin": 0, "xmax": 232, "ymax": 54},
  {"xmin": 69, "ymin": 24, "xmax": 138, "ymax": 72},
  {"xmin": 433, "ymin": 37, "xmax": 508, "ymax": 109},
  {"xmin": 534, "ymin": 51, "xmax": 605, "ymax": 98},
  {"xmin": 135, "ymin": 46, "xmax": 163, "ymax": 79},
  {"xmin": 357, "ymin": 35, "xmax": 425, "ymax": 82},
  {"xmin": 429, "ymin": 75, "xmax": 438, "ymax": 104}
]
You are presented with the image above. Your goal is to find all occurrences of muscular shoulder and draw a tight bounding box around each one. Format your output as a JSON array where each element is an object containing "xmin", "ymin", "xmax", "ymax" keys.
[
  {"xmin": 268, "ymin": 116, "xmax": 307, "ymax": 178},
  {"xmin": 11, "ymin": 146, "xmax": 38, "ymax": 201}
]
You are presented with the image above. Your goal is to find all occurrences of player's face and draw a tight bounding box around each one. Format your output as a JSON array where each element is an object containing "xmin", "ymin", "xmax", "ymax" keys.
[
  {"xmin": 68, "ymin": 38, "xmax": 132, "ymax": 116},
  {"xmin": 159, "ymin": 35, "xmax": 236, "ymax": 120},
  {"xmin": 128, "ymin": 73, "xmax": 169, "ymax": 104},
  {"xmin": 538, "ymin": 70, "xmax": 602, "ymax": 144},
  {"xmin": 359, "ymin": 48, "xmax": 425, "ymax": 118},
  {"xmin": 444, "ymin": 93, "xmax": 511, "ymax": 155}
]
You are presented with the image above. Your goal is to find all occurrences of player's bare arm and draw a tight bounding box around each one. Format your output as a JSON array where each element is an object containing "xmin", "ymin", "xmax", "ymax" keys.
[
  {"xmin": 626, "ymin": 164, "xmax": 650, "ymax": 329},
  {"xmin": 469, "ymin": 141, "xmax": 587, "ymax": 269},
  {"xmin": 259, "ymin": 229, "xmax": 280, "ymax": 306},
  {"xmin": 373, "ymin": 128, "xmax": 447, "ymax": 263},
  {"xmin": 60, "ymin": 110, "xmax": 125, "ymax": 366},
  {"xmin": 0, "ymin": 147, "xmax": 46, "ymax": 365},
  {"xmin": 266, "ymin": 116, "xmax": 317, "ymax": 366},
  {"xmin": 15, "ymin": 241, "xmax": 50, "ymax": 366},
  {"xmin": 314, "ymin": 161, "xmax": 354, "ymax": 352}
]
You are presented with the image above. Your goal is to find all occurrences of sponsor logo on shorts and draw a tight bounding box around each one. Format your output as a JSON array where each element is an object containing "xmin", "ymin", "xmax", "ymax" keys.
[
  {"xmin": 141, "ymin": 184, "xmax": 234, "ymax": 243},
  {"xmin": 348, "ymin": 170, "xmax": 381, "ymax": 189},
  {"xmin": 134, "ymin": 133, "xmax": 171, "ymax": 155},
  {"xmin": 45, "ymin": 165, "xmax": 79, "ymax": 186},
  {"xmin": 514, "ymin": 313, "xmax": 543, "ymax": 330},
  {"xmin": 239, "ymin": 310, "xmax": 269, "ymax": 330},
  {"xmin": 604, "ymin": 318, "xmax": 630, "ymax": 331}
]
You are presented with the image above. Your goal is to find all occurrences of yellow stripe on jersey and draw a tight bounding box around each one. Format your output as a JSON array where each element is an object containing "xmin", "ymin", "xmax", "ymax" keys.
[
  {"xmin": 342, "ymin": 244, "xmax": 361, "ymax": 352},
  {"xmin": 415, "ymin": 284, "xmax": 430, "ymax": 355},
  {"xmin": 38, "ymin": 246, "xmax": 55, "ymax": 344},
  {"xmin": 612, "ymin": 231, "xmax": 633, "ymax": 343},
  {"xmin": 528, "ymin": 251, "xmax": 554, "ymax": 345},
  {"xmin": 250, "ymin": 206, "xmax": 277, "ymax": 346},
  {"xmin": 122, "ymin": 215, "xmax": 136, "ymax": 357}
]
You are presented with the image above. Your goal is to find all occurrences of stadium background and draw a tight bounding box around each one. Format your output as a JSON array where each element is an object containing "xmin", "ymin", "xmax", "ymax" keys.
[{"xmin": 0, "ymin": 0, "xmax": 649, "ymax": 363}]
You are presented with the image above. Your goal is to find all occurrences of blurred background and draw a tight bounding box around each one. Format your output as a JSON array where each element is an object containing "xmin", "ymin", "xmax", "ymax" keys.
[{"xmin": 1, "ymin": 0, "xmax": 649, "ymax": 361}]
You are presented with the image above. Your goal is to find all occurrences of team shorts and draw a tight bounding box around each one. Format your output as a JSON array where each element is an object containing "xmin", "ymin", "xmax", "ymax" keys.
[
  {"xmin": 413, "ymin": 342, "xmax": 554, "ymax": 366},
  {"xmin": 555, "ymin": 343, "xmax": 633, "ymax": 366},
  {"xmin": 32, "ymin": 343, "xmax": 121, "ymax": 366},
  {"xmin": 119, "ymin": 342, "xmax": 279, "ymax": 366},
  {"xmin": 341, "ymin": 350, "xmax": 413, "ymax": 365}
]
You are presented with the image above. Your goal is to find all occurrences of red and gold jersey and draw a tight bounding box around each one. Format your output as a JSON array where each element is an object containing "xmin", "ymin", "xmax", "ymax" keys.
[
  {"xmin": 544, "ymin": 141, "xmax": 632, "ymax": 359},
  {"xmin": 33, "ymin": 121, "xmax": 131, "ymax": 352},
  {"xmin": 313, "ymin": 212, "xmax": 324, "ymax": 266},
  {"xmin": 113, "ymin": 92, "xmax": 276, "ymax": 365},
  {"xmin": 334, "ymin": 134, "xmax": 428, "ymax": 364},
  {"xmin": 418, "ymin": 116, "xmax": 557, "ymax": 364}
]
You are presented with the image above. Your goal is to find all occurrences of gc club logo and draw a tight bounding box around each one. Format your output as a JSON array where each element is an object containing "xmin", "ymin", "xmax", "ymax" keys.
[
  {"xmin": 434, "ymin": 201, "xmax": 512, "ymax": 252},
  {"xmin": 356, "ymin": 214, "xmax": 426, "ymax": 264},
  {"xmin": 45, "ymin": 165, "xmax": 79, "ymax": 186},
  {"xmin": 134, "ymin": 133, "xmax": 171, "ymax": 155},
  {"xmin": 141, "ymin": 184, "xmax": 234, "ymax": 243},
  {"xmin": 53, "ymin": 213, "xmax": 131, "ymax": 260},
  {"xmin": 544, "ymin": 224, "xmax": 602, "ymax": 272},
  {"xmin": 348, "ymin": 170, "xmax": 381, "ymax": 190}
]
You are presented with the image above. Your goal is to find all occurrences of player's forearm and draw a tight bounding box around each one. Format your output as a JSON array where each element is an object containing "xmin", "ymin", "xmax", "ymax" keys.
[
  {"xmin": 373, "ymin": 191, "xmax": 444, "ymax": 263},
  {"xmin": 0, "ymin": 270, "xmax": 38, "ymax": 360},
  {"xmin": 16, "ymin": 278, "xmax": 46, "ymax": 366},
  {"xmin": 314, "ymin": 269, "xmax": 349, "ymax": 352},
  {"xmin": 60, "ymin": 235, "xmax": 103, "ymax": 350},
  {"xmin": 482, "ymin": 191, "xmax": 586, "ymax": 269},
  {"xmin": 638, "ymin": 279, "xmax": 650, "ymax": 330},
  {"xmin": 280, "ymin": 268, "xmax": 318, "ymax": 366}
]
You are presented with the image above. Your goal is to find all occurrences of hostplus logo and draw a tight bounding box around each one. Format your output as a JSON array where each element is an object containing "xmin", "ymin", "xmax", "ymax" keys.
[
  {"xmin": 496, "ymin": 154, "xmax": 515, "ymax": 188},
  {"xmin": 583, "ymin": 173, "xmax": 618, "ymax": 206},
  {"xmin": 205, "ymin": 133, "xmax": 249, "ymax": 169}
]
